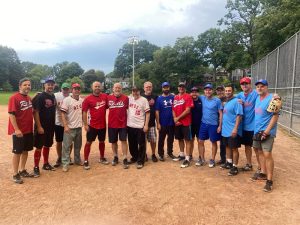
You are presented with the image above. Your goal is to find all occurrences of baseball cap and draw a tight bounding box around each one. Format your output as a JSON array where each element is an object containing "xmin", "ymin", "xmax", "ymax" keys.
[
  {"xmin": 161, "ymin": 82, "xmax": 170, "ymax": 87},
  {"xmin": 240, "ymin": 77, "xmax": 251, "ymax": 84},
  {"xmin": 191, "ymin": 87, "xmax": 199, "ymax": 92},
  {"xmin": 216, "ymin": 85, "xmax": 224, "ymax": 90},
  {"xmin": 45, "ymin": 77, "xmax": 55, "ymax": 83},
  {"xmin": 61, "ymin": 83, "xmax": 70, "ymax": 89},
  {"xmin": 72, "ymin": 83, "xmax": 81, "ymax": 88},
  {"xmin": 131, "ymin": 86, "xmax": 140, "ymax": 91},
  {"xmin": 255, "ymin": 79, "xmax": 268, "ymax": 86},
  {"xmin": 178, "ymin": 82, "xmax": 186, "ymax": 87},
  {"xmin": 204, "ymin": 83, "xmax": 213, "ymax": 89}
]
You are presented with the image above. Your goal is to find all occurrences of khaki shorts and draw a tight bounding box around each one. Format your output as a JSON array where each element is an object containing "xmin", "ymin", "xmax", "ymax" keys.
[{"xmin": 252, "ymin": 136, "xmax": 275, "ymax": 152}]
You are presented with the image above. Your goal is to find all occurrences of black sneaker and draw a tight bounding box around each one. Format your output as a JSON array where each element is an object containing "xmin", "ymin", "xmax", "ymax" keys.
[
  {"xmin": 99, "ymin": 157, "xmax": 109, "ymax": 165},
  {"xmin": 123, "ymin": 159, "xmax": 129, "ymax": 169},
  {"xmin": 251, "ymin": 172, "xmax": 267, "ymax": 181},
  {"xmin": 242, "ymin": 164, "xmax": 253, "ymax": 171},
  {"xmin": 189, "ymin": 155, "xmax": 193, "ymax": 161},
  {"xmin": 54, "ymin": 158, "xmax": 61, "ymax": 168},
  {"xmin": 19, "ymin": 169, "xmax": 34, "ymax": 178},
  {"xmin": 220, "ymin": 162, "xmax": 232, "ymax": 169},
  {"xmin": 83, "ymin": 161, "xmax": 90, "ymax": 170},
  {"xmin": 12, "ymin": 173, "xmax": 23, "ymax": 184},
  {"xmin": 112, "ymin": 156, "xmax": 119, "ymax": 166},
  {"xmin": 216, "ymin": 160, "xmax": 226, "ymax": 165},
  {"xmin": 33, "ymin": 167, "xmax": 40, "ymax": 178},
  {"xmin": 180, "ymin": 159, "xmax": 190, "ymax": 168},
  {"xmin": 158, "ymin": 155, "xmax": 165, "ymax": 161},
  {"xmin": 173, "ymin": 155, "xmax": 185, "ymax": 162},
  {"xmin": 228, "ymin": 166, "xmax": 239, "ymax": 176},
  {"xmin": 128, "ymin": 158, "xmax": 137, "ymax": 164},
  {"xmin": 42, "ymin": 163, "xmax": 56, "ymax": 171},
  {"xmin": 167, "ymin": 153, "xmax": 176, "ymax": 159},
  {"xmin": 263, "ymin": 180, "xmax": 273, "ymax": 192},
  {"xmin": 151, "ymin": 154, "xmax": 158, "ymax": 162},
  {"xmin": 136, "ymin": 163, "xmax": 144, "ymax": 169}
]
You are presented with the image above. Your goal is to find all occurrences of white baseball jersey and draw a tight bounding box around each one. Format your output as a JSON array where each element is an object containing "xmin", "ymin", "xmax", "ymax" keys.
[
  {"xmin": 54, "ymin": 92, "xmax": 69, "ymax": 126},
  {"xmin": 127, "ymin": 95, "xmax": 150, "ymax": 128},
  {"xmin": 60, "ymin": 96, "xmax": 83, "ymax": 129}
]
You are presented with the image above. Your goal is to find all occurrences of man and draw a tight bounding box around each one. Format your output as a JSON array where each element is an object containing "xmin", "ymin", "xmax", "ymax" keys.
[
  {"xmin": 172, "ymin": 82, "xmax": 194, "ymax": 168},
  {"xmin": 60, "ymin": 83, "xmax": 83, "ymax": 172},
  {"xmin": 107, "ymin": 83, "xmax": 130, "ymax": 169},
  {"xmin": 216, "ymin": 85, "xmax": 226, "ymax": 165},
  {"xmin": 190, "ymin": 87, "xmax": 203, "ymax": 166},
  {"xmin": 32, "ymin": 77, "xmax": 57, "ymax": 177},
  {"xmin": 82, "ymin": 81, "xmax": 108, "ymax": 170},
  {"xmin": 142, "ymin": 81, "xmax": 158, "ymax": 162},
  {"xmin": 127, "ymin": 86, "xmax": 150, "ymax": 169},
  {"xmin": 253, "ymin": 79, "xmax": 279, "ymax": 192},
  {"xmin": 155, "ymin": 82, "xmax": 176, "ymax": 161},
  {"xmin": 54, "ymin": 83, "xmax": 71, "ymax": 168},
  {"xmin": 199, "ymin": 84, "xmax": 223, "ymax": 168},
  {"xmin": 220, "ymin": 84, "xmax": 243, "ymax": 176},
  {"xmin": 8, "ymin": 78, "xmax": 35, "ymax": 183}
]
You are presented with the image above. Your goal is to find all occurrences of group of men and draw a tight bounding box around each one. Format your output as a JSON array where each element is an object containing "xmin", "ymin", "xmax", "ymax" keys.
[{"xmin": 8, "ymin": 76, "xmax": 280, "ymax": 192}]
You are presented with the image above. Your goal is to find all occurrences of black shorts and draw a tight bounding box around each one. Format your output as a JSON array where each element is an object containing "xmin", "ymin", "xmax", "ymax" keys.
[
  {"xmin": 54, "ymin": 125, "xmax": 64, "ymax": 142},
  {"xmin": 241, "ymin": 130, "xmax": 254, "ymax": 146},
  {"xmin": 222, "ymin": 135, "xmax": 241, "ymax": 149},
  {"xmin": 174, "ymin": 125, "xmax": 192, "ymax": 141},
  {"xmin": 191, "ymin": 124, "xmax": 200, "ymax": 138},
  {"xmin": 12, "ymin": 133, "xmax": 34, "ymax": 154},
  {"xmin": 108, "ymin": 128, "xmax": 127, "ymax": 143},
  {"xmin": 87, "ymin": 126, "xmax": 106, "ymax": 142},
  {"xmin": 34, "ymin": 129, "xmax": 55, "ymax": 149}
]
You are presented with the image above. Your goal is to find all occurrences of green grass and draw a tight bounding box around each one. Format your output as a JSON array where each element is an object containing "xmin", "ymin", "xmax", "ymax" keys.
[{"xmin": 0, "ymin": 92, "xmax": 37, "ymax": 105}]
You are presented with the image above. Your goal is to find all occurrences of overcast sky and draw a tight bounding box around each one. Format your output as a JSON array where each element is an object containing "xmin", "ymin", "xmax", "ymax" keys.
[{"xmin": 0, "ymin": 0, "xmax": 227, "ymax": 73}]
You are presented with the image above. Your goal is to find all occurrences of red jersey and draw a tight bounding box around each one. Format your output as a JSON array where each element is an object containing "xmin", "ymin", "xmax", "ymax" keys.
[
  {"xmin": 107, "ymin": 94, "xmax": 128, "ymax": 128},
  {"xmin": 172, "ymin": 93, "xmax": 194, "ymax": 126},
  {"xmin": 82, "ymin": 94, "xmax": 107, "ymax": 129},
  {"xmin": 8, "ymin": 92, "xmax": 33, "ymax": 135}
]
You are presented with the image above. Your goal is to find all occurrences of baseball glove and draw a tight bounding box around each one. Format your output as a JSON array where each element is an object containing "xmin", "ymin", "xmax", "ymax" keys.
[{"xmin": 267, "ymin": 97, "xmax": 282, "ymax": 113}]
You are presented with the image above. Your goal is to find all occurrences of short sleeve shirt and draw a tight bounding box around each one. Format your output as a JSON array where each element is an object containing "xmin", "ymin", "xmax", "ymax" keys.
[
  {"xmin": 8, "ymin": 92, "xmax": 33, "ymax": 135},
  {"xmin": 107, "ymin": 94, "xmax": 129, "ymax": 128},
  {"xmin": 155, "ymin": 95, "xmax": 174, "ymax": 126},
  {"xmin": 82, "ymin": 93, "xmax": 107, "ymax": 129},
  {"xmin": 127, "ymin": 96, "xmax": 150, "ymax": 128},
  {"xmin": 54, "ymin": 92, "xmax": 69, "ymax": 126},
  {"xmin": 200, "ymin": 96, "xmax": 223, "ymax": 126},
  {"xmin": 60, "ymin": 96, "xmax": 83, "ymax": 129},
  {"xmin": 172, "ymin": 93, "xmax": 194, "ymax": 126},
  {"xmin": 141, "ymin": 94, "xmax": 157, "ymax": 127}
]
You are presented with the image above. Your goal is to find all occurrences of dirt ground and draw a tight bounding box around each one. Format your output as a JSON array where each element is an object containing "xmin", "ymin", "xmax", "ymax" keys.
[{"xmin": 0, "ymin": 105, "xmax": 300, "ymax": 225}]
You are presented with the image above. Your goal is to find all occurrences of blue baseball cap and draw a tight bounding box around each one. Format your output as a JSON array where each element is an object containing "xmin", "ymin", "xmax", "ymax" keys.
[
  {"xmin": 161, "ymin": 82, "xmax": 170, "ymax": 87},
  {"xmin": 45, "ymin": 77, "xmax": 55, "ymax": 83},
  {"xmin": 255, "ymin": 79, "xmax": 268, "ymax": 86},
  {"xmin": 204, "ymin": 83, "xmax": 213, "ymax": 89}
]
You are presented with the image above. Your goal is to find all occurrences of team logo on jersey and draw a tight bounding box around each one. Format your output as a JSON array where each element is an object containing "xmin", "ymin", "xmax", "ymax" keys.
[
  {"xmin": 73, "ymin": 103, "xmax": 82, "ymax": 110},
  {"xmin": 148, "ymin": 98, "xmax": 155, "ymax": 106},
  {"xmin": 255, "ymin": 107, "xmax": 263, "ymax": 114},
  {"xmin": 45, "ymin": 99, "xmax": 54, "ymax": 108},
  {"xmin": 20, "ymin": 100, "xmax": 32, "ymax": 111},
  {"xmin": 108, "ymin": 100, "xmax": 124, "ymax": 108},
  {"xmin": 173, "ymin": 99, "xmax": 185, "ymax": 108},
  {"xmin": 94, "ymin": 101, "xmax": 106, "ymax": 110},
  {"xmin": 163, "ymin": 99, "xmax": 173, "ymax": 107},
  {"xmin": 244, "ymin": 101, "xmax": 253, "ymax": 107}
]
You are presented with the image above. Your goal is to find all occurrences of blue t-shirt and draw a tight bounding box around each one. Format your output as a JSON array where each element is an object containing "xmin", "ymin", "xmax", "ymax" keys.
[
  {"xmin": 236, "ymin": 90, "xmax": 258, "ymax": 131},
  {"xmin": 221, "ymin": 97, "xmax": 243, "ymax": 137},
  {"xmin": 155, "ymin": 95, "xmax": 174, "ymax": 126},
  {"xmin": 254, "ymin": 93, "xmax": 277, "ymax": 137},
  {"xmin": 191, "ymin": 97, "xmax": 202, "ymax": 126},
  {"xmin": 200, "ymin": 96, "xmax": 223, "ymax": 126}
]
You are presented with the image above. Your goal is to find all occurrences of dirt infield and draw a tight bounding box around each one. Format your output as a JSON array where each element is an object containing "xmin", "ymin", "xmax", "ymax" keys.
[{"xmin": 0, "ymin": 105, "xmax": 299, "ymax": 225}]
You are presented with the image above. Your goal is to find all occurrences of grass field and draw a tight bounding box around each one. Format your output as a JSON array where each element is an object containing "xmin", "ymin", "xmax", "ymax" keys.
[{"xmin": 0, "ymin": 92, "xmax": 37, "ymax": 105}]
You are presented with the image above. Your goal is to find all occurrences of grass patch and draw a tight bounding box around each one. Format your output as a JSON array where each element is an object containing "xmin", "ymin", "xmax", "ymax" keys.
[{"xmin": 0, "ymin": 92, "xmax": 37, "ymax": 105}]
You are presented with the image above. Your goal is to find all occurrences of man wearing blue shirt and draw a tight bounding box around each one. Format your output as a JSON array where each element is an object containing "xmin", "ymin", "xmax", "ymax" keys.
[
  {"xmin": 253, "ymin": 79, "xmax": 279, "ymax": 192},
  {"xmin": 199, "ymin": 84, "xmax": 223, "ymax": 168},
  {"xmin": 155, "ymin": 82, "xmax": 176, "ymax": 161},
  {"xmin": 221, "ymin": 84, "xmax": 243, "ymax": 176}
]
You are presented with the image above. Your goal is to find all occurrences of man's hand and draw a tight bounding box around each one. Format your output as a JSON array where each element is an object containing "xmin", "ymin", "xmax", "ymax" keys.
[
  {"xmin": 15, "ymin": 129, "xmax": 23, "ymax": 138},
  {"xmin": 231, "ymin": 128, "xmax": 237, "ymax": 138},
  {"xmin": 64, "ymin": 126, "xmax": 70, "ymax": 133},
  {"xmin": 237, "ymin": 99, "xmax": 244, "ymax": 105},
  {"xmin": 84, "ymin": 124, "xmax": 89, "ymax": 132},
  {"xmin": 156, "ymin": 123, "xmax": 161, "ymax": 131},
  {"xmin": 143, "ymin": 125, "xmax": 149, "ymax": 133},
  {"xmin": 174, "ymin": 117, "xmax": 179, "ymax": 124},
  {"xmin": 217, "ymin": 126, "xmax": 221, "ymax": 133},
  {"xmin": 37, "ymin": 127, "xmax": 44, "ymax": 134}
]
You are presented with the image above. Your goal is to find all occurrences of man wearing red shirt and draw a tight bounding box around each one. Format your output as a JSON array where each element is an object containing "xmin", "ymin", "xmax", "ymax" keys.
[
  {"xmin": 107, "ymin": 83, "xmax": 129, "ymax": 169},
  {"xmin": 172, "ymin": 82, "xmax": 194, "ymax": 168},
  {"xmin": 8, "ymin": 78, "xmax": 34, "ymax": 184},
  {"xmin": 82, "ymin": 81, "xmax": 108, "ymax": 170}
]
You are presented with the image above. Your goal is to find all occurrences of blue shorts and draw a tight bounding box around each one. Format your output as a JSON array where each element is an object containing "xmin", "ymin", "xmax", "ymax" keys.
[{"xmin": 199, "ymin": 123, "xmax": 221, "ymax": 142}]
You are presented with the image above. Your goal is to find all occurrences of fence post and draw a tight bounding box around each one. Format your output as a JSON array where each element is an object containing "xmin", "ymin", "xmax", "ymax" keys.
[
  {"xmin": 265, "ymin": 55, "xmax": 268, "ymax": 80},
  {"xmin": 275, "ymin": 48, "xmax": 279, "ymax": 93}
]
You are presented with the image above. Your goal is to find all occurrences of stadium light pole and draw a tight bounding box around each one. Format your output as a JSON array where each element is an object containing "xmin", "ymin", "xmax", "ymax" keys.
[{"xmin": 128, "ymin": 36, "xmax": 139, "ymax": 87}]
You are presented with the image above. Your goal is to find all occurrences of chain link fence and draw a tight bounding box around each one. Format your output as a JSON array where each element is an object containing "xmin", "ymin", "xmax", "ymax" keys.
[{"xmin": 251, "ymin": 31, "xmax": 300, "ymax": 137}]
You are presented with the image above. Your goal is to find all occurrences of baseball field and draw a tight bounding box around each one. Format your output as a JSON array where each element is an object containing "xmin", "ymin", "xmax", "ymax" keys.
[{"xmin": 0, "ymin": 104, "xmax": 300, "ymax": 225}]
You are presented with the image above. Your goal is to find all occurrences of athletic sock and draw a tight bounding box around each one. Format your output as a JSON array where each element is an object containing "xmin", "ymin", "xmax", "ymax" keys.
[
  {"xmin": 42, "ymin": 147, "xmax": 50, "ymax": 164},
  {"xmin": 34, "ymin": 150, "xmax": 41, "ymax": 167},
  {"xmin": 99, "ymin": 142, "xmax": 105, "ymax": 158},
  {"xmin": 84, "ymin": 143, "xmax": 91, "ymax": 161},
  {"xmin": 227, "ymin": 159, "xmax": 233, "ymax": 163},
  {"xmin": 233, "ymin": 163, "xmax": 237, "ymax": 167},
  {"xmin": 185, "ymin": 155, "xmax": 190, "ymax": 161},
  {"xmin": 179, "ymin": 151, "xmax": 185, "ymax": 157}
]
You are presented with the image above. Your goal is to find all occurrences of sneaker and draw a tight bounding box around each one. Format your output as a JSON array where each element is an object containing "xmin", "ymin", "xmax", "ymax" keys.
[
  {"xmin": 128, "ymin": 158, "xmax": 137, "ymax": 164},
  {"xmin": 208, "ymin": 159, "xmax": 215, "ymax": 168},
  {"xmin": 69, "ymin": 158, "xmax": 74, "ymax": 165},
  {"xmin": 220, "ymin": 162, "xmax": 232, "ymax": 169},
  {"xmin": 42, "ymin": 163, "xmax": 56, "ymax": 171},
  {"xmin": 195, "ymin": 158, "xmax": 204, "ymax": 166},
  {"xmin": 189, "ymin": 155, "xmax": 193, "ymax": 161},
  {"xmin": 263, "ymin": 180, "xmax": 273, "ymax": 192},
  {"xmin": 167, "ymin": 153, "xmax": 176, "ymax": 159},
  {"xmin": 19, "ymin": 169, "xmax": 34, "ymax": 178},
  {"xmin": 112, "ymin": 156, "xmax": 119, "ymax": 166},
  {"xmin": 228, "ymin": 166, "xmax": 239, "ymax": 176},
  {"xmin": 99, "ymin": 157, "xmax": 109, "ymax": 165},
  {"xmin": 33, "ymin": 167, "xmax": 40, "ymax": 178},
  {"xmin": 173, "ymin": 155, "xmax": 185, "ymax": 162},
  {"xmin": 136, "ymin": 163, "xmax": 144, "ymax": 169},
  {"xmin": 242, "ymin": 164, "xmax": 253, "ymax": 171},
  {"xmin": 251, "ymin": 172, "xmax": 267, "ymax": 181},
  {"xmin": 216, "ymin": 160, "xmax": 226, "ymax": 165},
  {"xmin": 12, "ymin": 173, "xmax": 23, "ymax": 184},
  {"xmin": 181, "ymin": 159, "xmax": 190, "ymax": 168},
  {"xmin": 145, "ymin": 154, "xmax": 148, "ymax": 162},
  {"xmin": 151, "ymin": 154, "xmax": 158, "ymax": 162},
  {"xmin": 83, "ymin": 161, "xmax": 90, "ymax": 170},
  {"xmin": 123, "ymin": 159, "xmax": 129, "ymax": 169},
  {"xmin": 62, "ymin": 166, "xmax": 69, "ymax": 172},
  {"xmin": 158, "ymin": 155, "xmax": 165, "ymax": 161},
  {"xmin": 54, "ymin": 158, "xmax": 61, "ymax": 168}
]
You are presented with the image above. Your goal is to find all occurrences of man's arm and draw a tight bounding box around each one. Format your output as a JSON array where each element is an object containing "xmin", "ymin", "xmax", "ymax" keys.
[
  {"xmin": 33, "ymin": 110, "xmax": 44, "ymax": 134},
  {"xmin": 262, "ymin": 114, "xmax": 279, "ymax": 139},
  {"xmin": 9, "ymin": 113, "xmax": 23, "ymax": 137},
  {"xmin": 217, "ymin": 110, "xmax": 223, "ymax": 133},
  {"xmin": 231, "ymin": 115, "xmax": 242, "ymax": 137},
  {"xmin": 82, "ymin": 111, "xmax": 89, "ymax": 132},
  {"xmin": 155, "ymin": 110, "xmax": 161, "ymax": 131},
  {"xmin": 144, "ymin": 111, "xmax": 150, "ymax": 132},
  {"xmin": 61, "ymin": 111, "xmax": 70, "ymax": 133},
  {"xmin": 173, "ymin": 107, "xmax": 191, "ymax": 123}
]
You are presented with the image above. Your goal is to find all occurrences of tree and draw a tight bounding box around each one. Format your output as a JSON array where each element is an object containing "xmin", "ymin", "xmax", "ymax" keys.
[
  {"xmin": 81, "ymin": 69, "xmax": 105, "ymax": 91},
  {"xmin": 26, "ymin": 64, "xmax": 53, "ymax": 90},
  {"xmin": 55, "ymin": 62, "xmax": 84, "ymax": 85},
  {"xmin": 65, "ymin": 76, "xmax": 85, "ymax": 91}
]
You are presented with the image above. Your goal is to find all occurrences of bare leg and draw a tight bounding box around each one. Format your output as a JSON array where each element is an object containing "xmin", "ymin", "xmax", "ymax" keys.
[
  {"xmin": 112, "ymin": 142, "xmax": 118, "ymax": 157},
  {"xmin": 253, "ymin": 147, "xmax": 261, "ymax": 169},
  {"xmin": 12, "ymin": 154, "xmax": 21, "ymax": 174},
  {"xmin": 258, "ymin": 149, "xmax": 266, "ymax": 174},
  {"xmin": 245, "ymin": 145, "xmax": 252, "ymax": 165},
  {"xmin": 20, "ymin": 151, "xmax": 28, "ymax": 171},
  {"xmin": 178, "ymin": 140, "xmax": 185, "ymax": 154},
  {"xmin": 190, "ymin": 137, "xmax": 195, "ymax": 156},
  {"xmin": 232, "ymin": 148, "xmax": 239, "ymax": 165},
  {"xmin": 198, "ymin": 140, "xmax": 205, "ymax": 160},
  {"xmin": 211, "ymin": 141, "xmax": 218, "ymax": 160},
  {"xmin": 121, "ymin": 141, "xmax": 128, "ymax": 159},
  {"xmin": 263, "ymin": 151, "xmax": 274, "ymax": 180}
]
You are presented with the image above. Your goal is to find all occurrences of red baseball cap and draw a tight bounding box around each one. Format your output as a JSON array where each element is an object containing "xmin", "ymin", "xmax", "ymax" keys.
[
  {"xmin": 72, "ymin": 83, "xmax": 81, "ymax": 88},
  {"xmin": 240, "ymin": 77, "xmax": 251, "ymax": 84}
]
